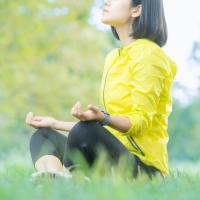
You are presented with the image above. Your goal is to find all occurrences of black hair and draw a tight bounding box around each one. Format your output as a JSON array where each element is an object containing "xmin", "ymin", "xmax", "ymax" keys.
[{"xmin": 111, "ymin": 0, "xmax": 168, "ymax": 47}]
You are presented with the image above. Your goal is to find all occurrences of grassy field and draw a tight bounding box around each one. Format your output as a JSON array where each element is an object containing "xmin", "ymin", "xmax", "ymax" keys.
[{"xmin": 1, "ymin": 153, "xmax": 200, "ymax": 200}]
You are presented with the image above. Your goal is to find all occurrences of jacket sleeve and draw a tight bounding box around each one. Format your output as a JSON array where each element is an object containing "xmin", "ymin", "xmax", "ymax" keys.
[{"xmin": 122, "ymin": 55, "xmax": 166, "ymax": 136}]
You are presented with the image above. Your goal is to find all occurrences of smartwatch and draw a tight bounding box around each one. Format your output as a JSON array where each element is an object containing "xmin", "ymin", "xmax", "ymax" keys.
[{"xmin": 99, "ymin": 110, "xmax": 111, "ymax": 126}]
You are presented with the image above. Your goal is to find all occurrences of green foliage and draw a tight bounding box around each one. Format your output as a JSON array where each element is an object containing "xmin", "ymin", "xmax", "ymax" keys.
[
  {"xmin": 168, "ymin": 96, "xmax": 200, "ymax": 161},
  {"xmin": 0, "ymin": 0, "xmax": 113, "ymax": 152}
]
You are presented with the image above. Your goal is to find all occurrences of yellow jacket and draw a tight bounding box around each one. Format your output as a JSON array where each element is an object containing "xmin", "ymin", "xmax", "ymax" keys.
[{"xmin": 99, "ymin": 38, "xmax": 177, "ymax": 176}]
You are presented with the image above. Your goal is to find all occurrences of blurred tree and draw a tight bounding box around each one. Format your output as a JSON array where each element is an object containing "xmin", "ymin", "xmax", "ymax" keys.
[
  {"xmin": 0, "ymin": 0, "xmax": 113, "ymax": 152},
  {"xmin": 168, "ymin": 94, "xmax": 200, "ymax": 161}
]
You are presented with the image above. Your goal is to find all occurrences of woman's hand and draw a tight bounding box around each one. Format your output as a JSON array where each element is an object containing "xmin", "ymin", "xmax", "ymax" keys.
[
  {"xmin": 71, "ymin": 101, "xmax": 104, "ymax": 122},
  {"xmin": 25, "ymin": 112, "xmax": 56, "ymax": 129}
]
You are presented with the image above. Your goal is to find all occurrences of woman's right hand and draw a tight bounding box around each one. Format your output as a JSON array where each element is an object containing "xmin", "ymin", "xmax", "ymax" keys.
[{"xmin": 25, "ymin": 112, "xmax": 57, "ymax": 129}]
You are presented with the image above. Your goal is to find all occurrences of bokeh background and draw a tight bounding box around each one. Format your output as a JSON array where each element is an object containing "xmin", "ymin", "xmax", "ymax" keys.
[{"xmin": 1, "ymin": 0, "xmax": 200, "ymax": 174}]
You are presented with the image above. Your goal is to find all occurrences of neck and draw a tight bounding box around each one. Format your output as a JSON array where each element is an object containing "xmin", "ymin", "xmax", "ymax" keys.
[{"xmin": 115, "ymin": 22, "xmax": 136, "ymax": 47}]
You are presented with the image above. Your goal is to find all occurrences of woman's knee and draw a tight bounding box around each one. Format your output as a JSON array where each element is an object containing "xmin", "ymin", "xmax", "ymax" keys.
[
  {"xmin": 29, "ymin": 127, "xmax": 55, "ymax": 149},
  {"xmin": 30, "ymin": 127, "xmax": 53, "ymax": 139},
  {"xmin": 67, "ymin": 120, "xmax": 98, "ymax": 146},
  {"xmin": 29, "ymin": 127, "xmax": 59, "ymax": 164}
]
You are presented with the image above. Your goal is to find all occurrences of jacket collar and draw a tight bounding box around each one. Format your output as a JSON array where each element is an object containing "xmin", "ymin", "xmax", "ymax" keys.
[{"xmin": 118, "ymin": 38, "xmax": 151, "ymax": 56}]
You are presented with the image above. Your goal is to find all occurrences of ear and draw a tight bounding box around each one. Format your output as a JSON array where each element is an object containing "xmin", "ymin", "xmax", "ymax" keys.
[{"xmin": 131, "ymin": 4, "xmax": 142, "ymax": 18}]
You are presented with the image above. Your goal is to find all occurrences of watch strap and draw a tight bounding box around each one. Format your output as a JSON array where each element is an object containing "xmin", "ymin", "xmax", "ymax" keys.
[{"xmin": 99, "ymin": 110, "xmax": 111, "ymax": 126}]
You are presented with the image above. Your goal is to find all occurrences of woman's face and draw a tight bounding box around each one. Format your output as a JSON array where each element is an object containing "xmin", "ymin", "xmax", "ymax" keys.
[{"xmin": 101, "ymin": 0, "xmax": 133, "ymax": 27}]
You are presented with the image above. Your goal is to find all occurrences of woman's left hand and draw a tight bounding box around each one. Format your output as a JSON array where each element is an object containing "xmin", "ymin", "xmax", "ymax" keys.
[{"xmin": 71, "ymin": 101, "xmax": 104, "ymax": 122}]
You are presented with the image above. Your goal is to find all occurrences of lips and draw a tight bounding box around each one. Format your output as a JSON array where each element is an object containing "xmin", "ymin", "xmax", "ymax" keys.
[{"xmin": 103, "ymin": 9, "xmax": 109, "ymax": 13}]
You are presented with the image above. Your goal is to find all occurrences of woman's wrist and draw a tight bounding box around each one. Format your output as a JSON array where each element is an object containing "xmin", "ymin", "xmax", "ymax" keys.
[
  {"xmin": 98, "ymin": 110, "xmax": 111, "ymax": 126},
  {"xmin": 96, "ymin": 111, "xmax": 105, "ymax": 122}
]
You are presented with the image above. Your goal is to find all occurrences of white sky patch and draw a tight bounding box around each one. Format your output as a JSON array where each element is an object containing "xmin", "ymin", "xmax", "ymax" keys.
[
  {"xmin": 89, "ymin": 0, "xmax": 109, "ymax": 31},
  {"xmin": 163, "ymin": 0, "xmax": 200, "ymax": 104}
]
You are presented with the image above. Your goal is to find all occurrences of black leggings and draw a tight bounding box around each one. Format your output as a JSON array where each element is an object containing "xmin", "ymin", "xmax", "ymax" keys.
[{"xmin": 29, "ymin": 120, "xmax": 161, "ymax": 179}]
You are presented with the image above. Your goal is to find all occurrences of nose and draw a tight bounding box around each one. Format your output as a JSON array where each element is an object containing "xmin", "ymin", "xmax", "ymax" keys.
[{"xmin": 104, "ymin": 0, "xmax": 111, "ymax": 6}]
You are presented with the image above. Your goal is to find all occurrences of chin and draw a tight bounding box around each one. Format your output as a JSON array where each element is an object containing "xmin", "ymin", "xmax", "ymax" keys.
[{"xmin": 101, "ymin": 18, "xmax": 113, "ymax": 26}]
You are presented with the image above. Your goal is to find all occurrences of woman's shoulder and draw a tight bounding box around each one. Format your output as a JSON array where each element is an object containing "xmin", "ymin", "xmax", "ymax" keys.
[
  {"xmin": 127, "ymin": 39, "xmax": 163, "ymax": 59},
  {"xmin": 127, "ymin": 39, "xmax": 177, "ymax": 79},
  {"xmin": 128, "ymin": 39, "xmax": 174, "ymax": 64},
  {"xmin": 105, "ymin": 39, "xmax": 161, "ymax": 59}
]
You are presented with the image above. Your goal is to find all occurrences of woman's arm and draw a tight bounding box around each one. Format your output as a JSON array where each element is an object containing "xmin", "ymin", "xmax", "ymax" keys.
[
  {"xmin": 114, "ymin": 54, "xmax": 166, "ymax": 136},
  {"xmin": 26, "ymin": 112, "xmax": 78, "ymax": 133},
  {"xmin": 52, "ymin": 120, "xmax": 78, "ymax": 132},
  {"xmin": 53, "ymin": 116, "xmax": 131, "ymax": 134},
  {"xmin": 105, "ymin": 115, "xmax": 131, "ymax": 133},
  {"xmin": 69, "ymin": 102, "xmax": 132, "ymax": 134},
  {"xmin": 52, "ymin": 116, "xmax": 130, "ymax": 133}
]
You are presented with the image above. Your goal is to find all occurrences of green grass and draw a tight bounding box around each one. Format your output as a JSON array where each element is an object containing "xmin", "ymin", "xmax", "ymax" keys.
[{"xmin": 1, "ymin": 153, "xmax": 200, "ymax": 200}]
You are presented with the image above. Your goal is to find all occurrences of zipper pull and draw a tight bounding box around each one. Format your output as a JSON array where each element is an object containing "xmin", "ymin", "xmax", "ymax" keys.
[
  {"xmin": 118, "ymin": 48, "xmax": 121, "ymax": 56},
  {"xmin": 118, "ymin": 47, "xmax": 123, "ymax": 56}
]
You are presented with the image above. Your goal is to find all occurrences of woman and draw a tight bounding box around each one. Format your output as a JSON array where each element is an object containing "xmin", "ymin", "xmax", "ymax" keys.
[{"xmin": 26, "ymin": 0, "xmax": 177, "ymax": 179}]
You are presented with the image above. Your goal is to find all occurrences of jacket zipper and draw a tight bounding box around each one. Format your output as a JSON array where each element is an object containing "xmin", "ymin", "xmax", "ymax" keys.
[
  {"xmin": 118, "ymin": 48, "xmax": 121, "ymax": 56},
  {"xmin": 102, "ymin": 66, "xmax": 113, "ymax": 112},
  {"xmin": 127, "ymin": 136, "xmax": 145, "ymax": 156},
  {"xmin": 103, "ymin": 49, "xmax": 145, "ymax": 156},
  {"xmin": 103, "ymin": 49, "xmax": 121, "ymax": 112}
]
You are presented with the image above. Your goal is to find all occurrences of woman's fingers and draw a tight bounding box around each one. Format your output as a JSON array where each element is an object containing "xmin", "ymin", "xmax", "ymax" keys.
[
  {"xmin": 26, "ymin": 112, "xmax": 33, "ymax": 124},
  {"xmin": 88, "ymin": 104, "xmax": 99, "ymax": 113},
  {"xmin": 30, "ymin": 121, "xmax": 43, "ymax": 127},
  {"xmin": 25, "ymin": 112, "xmax": 43, "ymax": 128},
  {"xmin": 29, "ymin": 122, "xmax": 38, "ymax": 128},
  {"xmin": 76, "ymin": 101, "xmax": 82, "ymax": 115},
  {"xmin": 71, "ymin": 102, "xmax": 77, "ymax": 115},
  {"xmin": 71, "ymin": 101, "xmax": 82, "ymax": 116},
  {"xmin": 33, "ymin": 116, "xmax": 43, "ymax": 121}
]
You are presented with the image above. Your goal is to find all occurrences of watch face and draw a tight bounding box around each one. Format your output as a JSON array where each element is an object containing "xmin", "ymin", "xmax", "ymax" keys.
[{"xmin": 99, "ymin": 110, "xmax": 110, "ymax": 126}]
